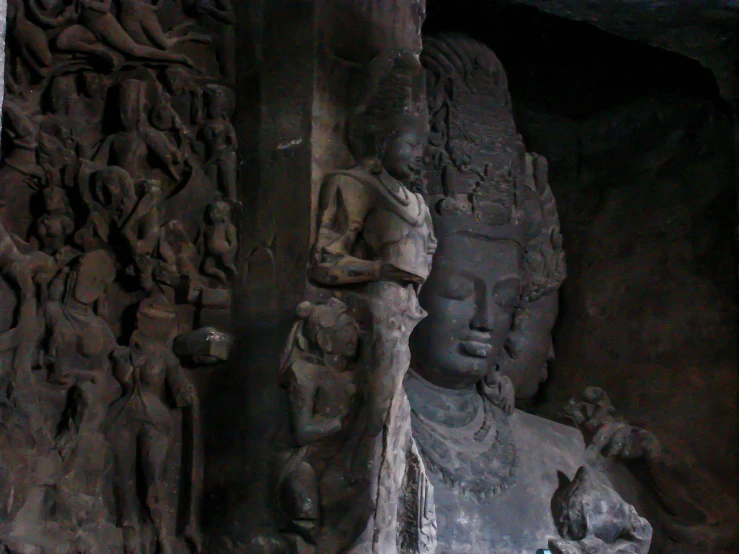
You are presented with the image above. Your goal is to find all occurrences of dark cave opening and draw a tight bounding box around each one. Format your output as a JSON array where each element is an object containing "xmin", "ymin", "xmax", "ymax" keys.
[{"xmin": 424, "ymin": 0, "xmax": 738, "ymax": 500}]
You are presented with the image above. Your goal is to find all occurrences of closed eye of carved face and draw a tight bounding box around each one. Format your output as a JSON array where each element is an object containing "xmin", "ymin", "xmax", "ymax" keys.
[{"xmin": 439, "ymin": 273, "xmax": 475, "ymax": 301}]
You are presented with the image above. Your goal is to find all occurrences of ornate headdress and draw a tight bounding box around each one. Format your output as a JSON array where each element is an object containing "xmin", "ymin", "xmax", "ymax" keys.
[
  {"xmin": 347, "ymin": 49, "xmax": 429, "ymax": 162},
  {"xmin": 421, "ymin": 34, "xmax": 565, "ymax": 299}
]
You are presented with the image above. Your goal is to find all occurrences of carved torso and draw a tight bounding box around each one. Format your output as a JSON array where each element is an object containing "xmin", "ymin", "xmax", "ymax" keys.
[
  {"xmin": 109, "ymin": 132, "xmax": 149, "ymax": 180},
  {"xmin": 321, "ymin": 167, "xmax": 435, "ymax": 283},
  {"xmin": 405, "ymin": 370, "xmax": 588, "ymax": 553},
  {"xmin": 45, "ymin": 301, "xmax": 116, "ymax": 374},
  {"xmin": 287, "ymin": 359, "xmax": 355, "ymax": 426},
  {"xmin": 109, "ymin": 343, "xmax": 179, "ymax": 430}
]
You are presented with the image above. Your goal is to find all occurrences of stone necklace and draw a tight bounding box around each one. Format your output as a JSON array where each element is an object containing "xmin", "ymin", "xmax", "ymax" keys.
[{"xmin": 406, "ymin": 369, "xmax": 517, "ymax": 503}]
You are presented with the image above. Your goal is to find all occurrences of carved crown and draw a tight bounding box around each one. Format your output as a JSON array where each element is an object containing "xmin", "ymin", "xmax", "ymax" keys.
[
  {"xmin": 347, "ymin": 49, "xmax": 429, "ymax": 160},
  {"xmin": 421, "ymin": 33, "xmax": 566, "ymax": 300}
]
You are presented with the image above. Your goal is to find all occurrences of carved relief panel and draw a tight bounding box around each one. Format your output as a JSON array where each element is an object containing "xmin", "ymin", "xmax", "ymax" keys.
[{"xmin": 0, "ymin": 1, "xmax": 236, "ymax": 552}]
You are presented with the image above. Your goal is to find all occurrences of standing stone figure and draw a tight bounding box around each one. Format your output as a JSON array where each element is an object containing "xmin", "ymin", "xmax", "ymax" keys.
[
  {"xmin": 107, "ymin": 297, "xmax": 201, "ymax": 554},
  {"xmin": 298, "ymin": 49, "xmax": 438, "ymax": 554},
  {"xmin": 201, "ymin": 84, "xmax": 238, "ymax": 201},
  {"xmin": 312, "ymin": 50, "xmax": 436, "ymax": 288},
  {"xmin": 201, "ymin": 201, "xmax": 238, "ymax": 287}
]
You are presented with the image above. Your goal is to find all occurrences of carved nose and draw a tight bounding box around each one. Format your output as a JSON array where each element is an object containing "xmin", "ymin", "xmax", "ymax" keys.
[{"xmin": 470, "ymin": 293, "xmax": 494, "ymax": 331}]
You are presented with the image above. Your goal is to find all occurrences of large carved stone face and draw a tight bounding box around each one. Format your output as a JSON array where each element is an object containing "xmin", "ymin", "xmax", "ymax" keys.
[
  {"xmin": 411, "ymin": 233, "xmax": 523, "ymax": 389},
  {"xmin": 383, "ymin": 127, "xmax": 425, "ymax": 181},
  {"xmin": 498, "ymin": 291, "xmax": 559, "ymax": 399}
]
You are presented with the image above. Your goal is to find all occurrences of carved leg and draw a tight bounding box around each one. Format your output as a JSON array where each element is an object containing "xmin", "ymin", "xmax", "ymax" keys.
[
  {"xmin": 139, "ymin": 422, "xmax": 173, "ymax": 554},
  {"xmin": 56, "ymin": 25, "xmax": 123, "ymax": 69},
  {"xmin": 202, "ymin": 257, "xmax": 227, "ymax": 288},
  {"xmin": 87, "ymin": 16, "xmax": 197, "ymax": 68},
  {"xmin": 220, "ymin": 153, "xmax": 238, "ymax": 202},
  {"xmin": 14, "ymin": 21, "xmax": 54, "ymax": 73},
  {"xmin": 111, "ymin": 422, "xmax": 142, "ymax": 554}
]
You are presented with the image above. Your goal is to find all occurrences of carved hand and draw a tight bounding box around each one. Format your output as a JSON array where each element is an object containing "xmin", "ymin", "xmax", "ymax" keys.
[
  {"xmin": 588, "ymin": 421, "xmax": 660, "ymax": 463},
  {"xmin": 564, "ymin": 387, "xmax": 661, "ymax": 464}
]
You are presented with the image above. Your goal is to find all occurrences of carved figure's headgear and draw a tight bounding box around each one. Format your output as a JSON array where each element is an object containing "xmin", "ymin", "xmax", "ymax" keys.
[
  {"xmin": 421, "ymin": 34, "xmax": 565, "ymax": 300},
  {"xmin": 347, "ymin": 49, "xmax": 429, "ymax": 161}
]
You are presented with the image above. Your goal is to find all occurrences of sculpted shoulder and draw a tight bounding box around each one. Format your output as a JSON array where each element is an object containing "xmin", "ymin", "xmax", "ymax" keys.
[{"xmin": 511, "ymin": 408, "xmax": 586, "ymax": 475}]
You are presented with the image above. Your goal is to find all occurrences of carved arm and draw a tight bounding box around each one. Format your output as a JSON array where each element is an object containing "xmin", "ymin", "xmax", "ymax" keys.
[
  {"xmin": 27, "ymin": 0, "xmax": 77, "ymax": 28},
  {"xmin": 286, "ymin": 362, "xmax": 342, "ymax": 446},
  {"xmin": 165, "ymin": 350, "xmax": 197, "ymax": 408},
  {"xmin": 562, "ymin": 387, "xmax": 661, "ymax": 464}
]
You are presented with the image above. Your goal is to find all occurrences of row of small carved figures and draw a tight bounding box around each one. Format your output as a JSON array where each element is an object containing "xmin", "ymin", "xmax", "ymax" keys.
[
  {"xmin": 4, "ymin": 73, "xmax": 237, "ymax": 201},
  {"xmin": 8, "ymin": 0, "xmax": 235, "ymax": 83},
  {"xmin": 28, "ymin": 180, "xmax": 239, "ymax": 293}
]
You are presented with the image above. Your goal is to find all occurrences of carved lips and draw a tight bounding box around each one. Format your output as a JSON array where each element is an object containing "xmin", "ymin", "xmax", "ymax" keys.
[{"xmin": 460, "ymin": 333, "xmax": 493, "ymax": 358}]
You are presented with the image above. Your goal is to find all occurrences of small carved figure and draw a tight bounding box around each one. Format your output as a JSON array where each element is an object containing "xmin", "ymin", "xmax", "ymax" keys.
[
  {"xmin": 41, "ymin": 250, "xmax": 117, "ymax": 386},
  {"xmin": 200, "ymin": 201, "xmax": 237, "ymax": 287},
  {"xmin": 55, "ymin": 0, "xmax": 197, "ymax": 69},
  {"xmin": 0, "ymin": 98, "xmax": 44, "ymax": 236},
  {"xmin": 312, "ymin": 50, "xmax": 436, "ymax": 287},
  {"xmin": 163, "ymin": 66, "xmax": 202, "ymax": 127},
  {"xmin": 118, "ymin": 0, "xmax": 211, "ymax": 50},
  {"xmin": 107, "ymin": 296, "xmax": 201, "ymax": 554},
  {"xmin": 94, "ymin": 79, "xmax": 185, "ymax": 184},
  {"xmin": 276, "ymin": 299, "xmax": 359, "ymax": 544},
  {"xmin": 80, "ymin": 71, "xmax": 110, "ymax": 139},
  {"xmin": 6, "ymin": 0, "xmax": 76, "ymax": 78},
  {"xmin": 33, "ymin": 187, "xmax": 75, "ymax": 255},
  {"xmin": 36, "ymin": 131, "xmax": 79, "ymax": 189},
  {"xmin": 157, "ymin": 219, "xmax": 202, "ymax": 299},
  {"xmin": 200, "ymin": 84, "xmax": 237, "ymax": 201},
  {"xmin": 0, "ymin": 221, "xmax": 55, "ymax": 387},
  {"xmin": 76, "ymin": 165, "xmax": 161, "ymax": 289},
  {"xmin": 45, "ymin": 74, "xmax": 79, "ymax": 122},
  {"xmin": 186, "ymin": 0, "xmax": 235, "ymax": 82}
]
